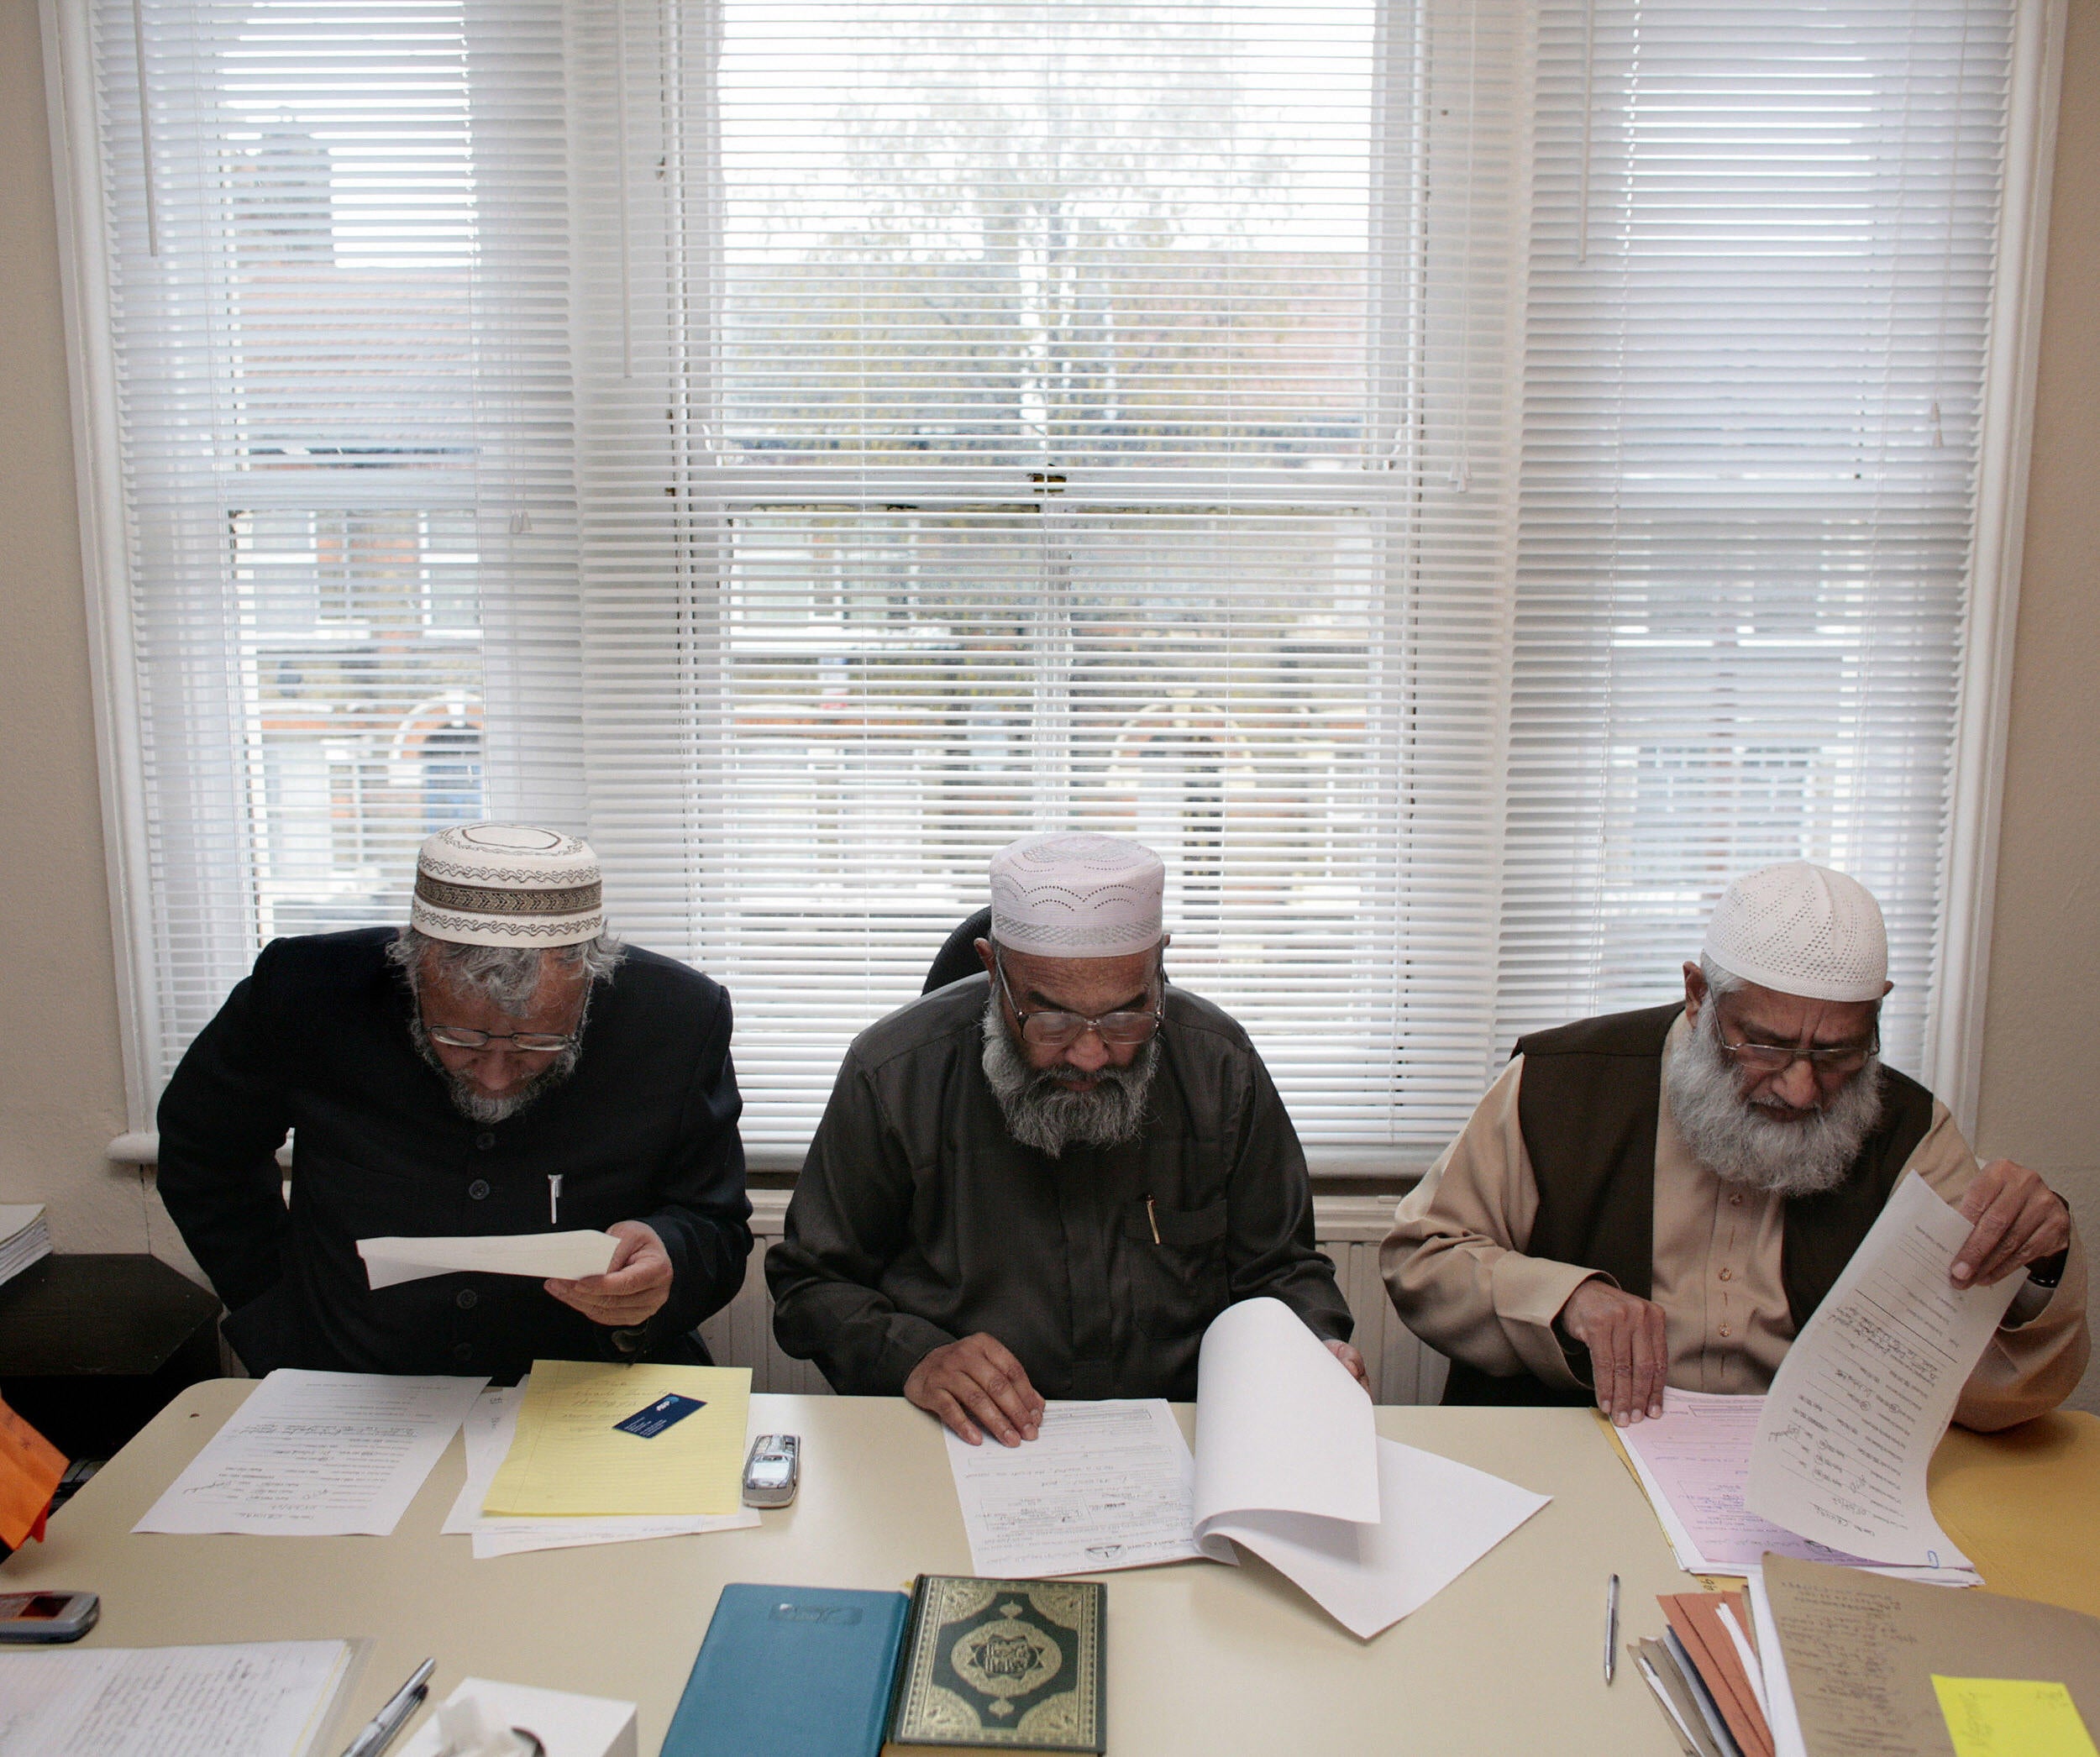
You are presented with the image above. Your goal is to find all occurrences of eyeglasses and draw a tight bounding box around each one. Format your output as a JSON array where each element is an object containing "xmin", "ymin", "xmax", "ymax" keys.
[
  {"xmin": 425, "ymin": 1024, "xmax": 575, "ymax": 1055},
  {"xmin": 1716, "ymin": 1028, "xmax": 1878, "ymax": 1076},
  {"xmin": 994, "ymin": 948, "xmax": 1163, "ymax": 1049}
]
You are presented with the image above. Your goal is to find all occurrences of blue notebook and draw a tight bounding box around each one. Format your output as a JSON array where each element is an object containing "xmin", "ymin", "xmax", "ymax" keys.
[{"xmin": 661, "ymin": 1582, "xmax": 911, "ymax": 1757}]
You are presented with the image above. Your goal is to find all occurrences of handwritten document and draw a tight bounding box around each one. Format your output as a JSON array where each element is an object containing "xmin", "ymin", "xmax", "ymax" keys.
[
  {"xmin": 0, "ymin": 1640, "xmax": 359, "ymax": 1757},
  {"xmin": 944, "ymin": 1399, "xmax": 1208, "ymax": 1577},
  {"xmin": 1620, "ymin": 1389, "xmax": 1880, "ymax": 1574},
  {"xmin": 358, "ymin": 1230, "xmax": 618, "ymax": 1290},
  {"xmin": 444, "ymin": 1382, "xmax": 757, "ymax": 1557},
  {"xmin": 482, "ymin": 1360, "xmax": 749, "ymax": 1517},
  {"xmin": 134, "ymin": 1370, "xmax": 485, "ymax": 1536},
  {"xmin": 1746, "ymin": 1173, "xmax": 2022, "ymax": 1568}
]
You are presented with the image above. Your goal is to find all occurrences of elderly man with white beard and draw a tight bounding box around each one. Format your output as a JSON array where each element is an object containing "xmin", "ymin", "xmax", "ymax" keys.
[
  {"xmin": 1382, "ymin": 862, "xmax": 2087, "ymax": 1429},
  {"xmin": 768, "ymin": 833, "xmax": 1361, "ymax": 1445}
]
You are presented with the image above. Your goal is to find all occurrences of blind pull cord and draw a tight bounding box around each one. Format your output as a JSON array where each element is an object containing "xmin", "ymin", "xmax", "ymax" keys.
[
  {"xmin": 617, "ymin": 0, "xmax": 635, "ymax": 379},
  {"xmin": 131, "ymin": 0, "xmax": 160, "ymax": 258},
  {"xmin": 1576, "ymin": 0, "xmax": 1596, "ymax": 265}
]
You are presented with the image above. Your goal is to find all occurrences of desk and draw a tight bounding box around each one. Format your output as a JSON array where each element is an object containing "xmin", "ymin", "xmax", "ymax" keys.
[{"xmin": 2, "ymin": 1382, "xmax": 1698, "ymax": 1756}]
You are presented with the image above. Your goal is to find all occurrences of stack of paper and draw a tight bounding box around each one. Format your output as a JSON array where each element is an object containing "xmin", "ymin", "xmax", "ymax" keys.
[
  {"xmin": 134, "ymin": 1369, "xmax": 485, "ymax": 1536},
  {"xmin": 444, "ymin": 1378, "xmax": 758, "ymax": 1559},
  {"xmin": 943, "ymin": 1298, "xmax": 1550, "ymax": 1639},
  {"xmin": 1620, "ymin": 1175, "xmax": 2026, "ymax": 1588},
  {"xmin": 0, "ymin": 1639, "xmax": 362, "ymax": 1757},
  {"xmin": 1630, "ymin": 1591, "xmax": 1774, "ymax": 1757},
  {"xmin": 0, "ymin": 1204, "xmax": 52, "ymax": 1289}
]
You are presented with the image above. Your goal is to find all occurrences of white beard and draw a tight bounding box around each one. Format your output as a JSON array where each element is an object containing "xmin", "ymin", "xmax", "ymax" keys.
[
  {"xmin": 979, "ymin": 994, "xmax": 1159, "ymax": 1157},
  {"xmin": 1665, "ymin": 1008, "xmax": 1884, "ymax": 1198}
]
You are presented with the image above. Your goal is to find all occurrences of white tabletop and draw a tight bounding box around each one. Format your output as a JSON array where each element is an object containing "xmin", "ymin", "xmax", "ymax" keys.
[{"xmin": 3, "ymin": 1383, "xmax": 1694, "ymax": 1754}]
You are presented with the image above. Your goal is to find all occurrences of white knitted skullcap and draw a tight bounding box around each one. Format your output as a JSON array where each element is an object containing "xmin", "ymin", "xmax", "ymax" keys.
[
  {"xmin": 412, "ymin": 822, "xmax": 604, "ymax": 948},
  {"xmin": 990, "ymin": 833, "xmax": 1165, "ymax": 958},
  {"xmin": 1703, "ymin": 861, "xmax": 1887, "ymax": 1003}
]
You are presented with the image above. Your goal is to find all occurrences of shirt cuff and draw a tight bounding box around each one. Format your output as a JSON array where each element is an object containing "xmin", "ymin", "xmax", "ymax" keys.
[
  {"xmin": 2001, "ymin": 1256, "xmax": 2066, "ymax": 1330},
  {"xmin": 877, "ymin": 1314, "xmax": 961, "ymax": 1394},
  {"xmin": 1491, "ymin": 1254, "xmax": 1614, "ymax": 1392}
]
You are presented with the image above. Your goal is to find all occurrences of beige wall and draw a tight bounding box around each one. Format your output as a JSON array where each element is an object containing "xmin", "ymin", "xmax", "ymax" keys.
[
  {"xmin": 0, "ymin": 0, "xmax": 142, "ymax": 1253},
  {"xmin": 1975, "ymin": 0, "xmax": 2100, "ymax": 1416},
  {"xmin": 1, "ymin": 0, "xmax": 2094, "ymax": 1408}
]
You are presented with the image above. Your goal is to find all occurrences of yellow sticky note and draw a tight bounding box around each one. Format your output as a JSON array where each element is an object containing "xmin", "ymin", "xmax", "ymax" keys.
[
  {"xmin": 1931, "ymin": 1676, "xmax": 2100, "ymax": 1757},
  {"xmin": 483, "ymin": 1359, "xmax": 751, "ymax": 1517}
]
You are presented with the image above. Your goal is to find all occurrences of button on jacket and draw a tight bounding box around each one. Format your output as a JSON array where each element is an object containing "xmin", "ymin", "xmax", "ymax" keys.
[
  {"xmin": 157, "ymin": 927, "xmax": 752, "ymax": 1381},
  {"xmin": 767, "ymin": 973, "xmax": 1352, "ymax": 1402}
]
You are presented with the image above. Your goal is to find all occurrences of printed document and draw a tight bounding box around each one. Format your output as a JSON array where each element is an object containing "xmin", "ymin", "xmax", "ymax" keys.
[
  {"xmin": 444, "ymin": 1382, "xmax": 757, "ymax": 1556},
  {"xmin": 357, "ymin": 1230, "xmax": 618, "ymax": 1290},
  {"xmin": 0, "ymin": 1639, "xmax": 360, "ymax": 1757},
  {"xmin": 134, "ymin": 1370, "xmax": 485, "ymax": 1536},
  {"xmin": 1619, "ymin": 1389, "xmax": 1883, "ymax": 1575},
  {"xmin": 944, "ymin": 1399, "xmax": 1209, "ymax": 1577},
  {"xmin": 937, "ymin": 1298, "xmax": 1550, "ymax": 1638},
  {"xmin": 1746, "ymin": 1172, "xmax": 2022, "ymax": 1569},
  {"xmin": 481, "ymin": 1359, "xmax": 749, "ymax": 1517}
]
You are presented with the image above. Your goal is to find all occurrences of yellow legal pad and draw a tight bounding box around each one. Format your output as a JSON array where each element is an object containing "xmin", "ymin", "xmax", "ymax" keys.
[
  {"xmin": 482, "ymin": 1359, "xmax": 751, "ymax": 1517},
  {"xmin": 1931, "ymin": 1678, "xmax": 2100, "ymax": 1757}
]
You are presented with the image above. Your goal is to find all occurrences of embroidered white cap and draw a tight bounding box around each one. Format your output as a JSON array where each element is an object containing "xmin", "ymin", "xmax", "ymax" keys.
[
  {"xmin": 989, "ymin": 833, "xmax": 1166, "ymax": 958},
  {"xmin": 1703, "ymin": 861, "xmax": 1887, "ymax": 1003},
  {"xmin": 411, "ymin": 822, "xmax": 605, "ymax": 948}
]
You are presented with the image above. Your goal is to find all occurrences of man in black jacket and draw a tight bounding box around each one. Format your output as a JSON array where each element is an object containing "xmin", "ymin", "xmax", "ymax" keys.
[{"xmin": 158, "ymin": 821, "xmax": 750, "ymax": 1381}]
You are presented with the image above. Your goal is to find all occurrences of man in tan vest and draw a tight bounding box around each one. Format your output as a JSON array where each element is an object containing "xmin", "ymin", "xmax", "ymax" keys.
[{"xmin": 1383, "ymin": 862, "xmax": 2086, "ymax": 1429}]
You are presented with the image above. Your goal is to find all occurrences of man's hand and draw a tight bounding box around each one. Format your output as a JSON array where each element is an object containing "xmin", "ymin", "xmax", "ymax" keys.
[
  {"xmin": 545, "ymin": 1219, "xmax": 673, "ymax": 1327},
  {"xmin": 904, "ymin": 1333, "xmax": 1046, "ymax": 1448},
  {"xmin": 1326, "ymin": 1338, "xmax": 1370, "ymax": 1394},
  {"xmin": 1950, "ymin": 1160, "xmax": 2071, "ymax": 1288},
  {"xmin": 1557, "ymin": 1279, "xmax": 1668, "ymax": 1426}
]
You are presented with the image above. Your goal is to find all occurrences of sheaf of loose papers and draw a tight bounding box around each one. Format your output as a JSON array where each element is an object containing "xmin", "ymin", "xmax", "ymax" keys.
[
  {"xmin": 1746, "ymin": 1172, "xmax": 2022, "ymax": 1568},
  {"xmin": 943, "ymin": 1399, "xmax": 1213, "ymax": 1578},
  {"xmin": 481, "ymin": 1359, "xmax": 750, "ymax": 1517},
  {"xmin": 134, "ymin": 1370, "xmax": 485, "ymax": 1536},
  {"xmin": 444, "ymin": 1382, "xmax": 758, "ymax": 1557},
  {"xmin": 357, "ymin": 1230, "xmax": 619, "ymax": 1290},
  {"xmin": 0, "ymin": 1640, "xmax": 360, "ymax": 1757},
  {"xmin": 1194, "ymin": 1298, "xmax": 1549, "ymax": 1639}
]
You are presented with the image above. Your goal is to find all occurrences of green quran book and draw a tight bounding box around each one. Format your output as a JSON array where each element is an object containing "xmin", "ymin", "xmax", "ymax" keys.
[{"xmin": 883, "ymin": 1576, "xmax": 1106, "ymax": 1754}]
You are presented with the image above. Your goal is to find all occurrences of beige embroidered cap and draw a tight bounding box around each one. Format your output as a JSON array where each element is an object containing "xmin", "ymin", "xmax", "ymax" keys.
[{"xmin": 411, "ymin": 822, "xmax": 604, "ymax": 947}]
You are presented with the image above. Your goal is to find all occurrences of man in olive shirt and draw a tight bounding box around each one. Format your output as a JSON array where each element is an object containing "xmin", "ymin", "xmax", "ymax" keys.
[{"xmin": 768, "ymin": 833, "xmax": 1360, "ymax": 1445}]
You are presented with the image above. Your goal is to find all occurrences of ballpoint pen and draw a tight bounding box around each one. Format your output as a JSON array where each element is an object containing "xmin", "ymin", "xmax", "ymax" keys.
[
  {"xmin": 339, "ymin": 1656, "xmax": 435, "ymax": 1757},
  {"xmin": 1604, "ymin": 1573, "xmax": 1620, "ymax": 1686}
]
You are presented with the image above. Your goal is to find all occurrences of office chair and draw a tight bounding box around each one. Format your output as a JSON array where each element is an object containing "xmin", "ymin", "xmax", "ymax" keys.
[{"xmin": 922, "ymin": 906, "xmax": 993, "ymax": 994}]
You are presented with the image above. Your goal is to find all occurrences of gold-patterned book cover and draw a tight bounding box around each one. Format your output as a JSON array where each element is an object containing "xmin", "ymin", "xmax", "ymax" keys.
[{"xmin": 884, "ymin": 1576, "xmax": 1105, "ymax": 1754}]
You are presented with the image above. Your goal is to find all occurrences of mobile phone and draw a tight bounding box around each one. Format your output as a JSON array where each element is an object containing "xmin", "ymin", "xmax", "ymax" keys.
[
  {"xmin": 0, "ymin": 1592, "xmax": 100, "ymax": 1644},
  {"xmin": 742, "ymin": 1434, "xmax": 800, "ymax": 1508}
]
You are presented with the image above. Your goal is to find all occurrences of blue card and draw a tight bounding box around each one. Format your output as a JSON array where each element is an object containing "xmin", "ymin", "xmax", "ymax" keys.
[{"xmin": 614, "ymin": 1392, "xmax": 706, "ymax": 1438}]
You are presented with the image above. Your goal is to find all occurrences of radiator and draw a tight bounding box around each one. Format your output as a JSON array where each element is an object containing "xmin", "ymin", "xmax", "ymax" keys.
[{"xmin": 704, "ymin": 1191, "xmax": 1451, "ymax": 1406}]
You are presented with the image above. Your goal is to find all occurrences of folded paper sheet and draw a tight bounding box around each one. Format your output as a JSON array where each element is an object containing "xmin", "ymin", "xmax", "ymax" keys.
[
  {"xmin": 1746, "ymin": 1172, "xmax": 2022, "ymax": 1569},
  {"xmin": 396, "ymin": 1678, "xmax": 638, "ymax": 1757},
  {"xmin": 481, "ymin": 1360, "xmax": 750, "ymax": 1518},
  {"xmin": 358, "ymin": 1231, "xmax": 620, "ymax": 1291},
  {"xmin": 1192, "ymin": 1298, "xmax": 1550, "ymax": 1639},
  {"xmin": 444, "ymin": 1382, "xmax": 758, "ymax": 1557}
]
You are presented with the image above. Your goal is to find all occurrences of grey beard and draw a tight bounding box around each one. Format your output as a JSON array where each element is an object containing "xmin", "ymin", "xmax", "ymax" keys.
[
  {"xmin": 1666, "ymin": 1007, "xmax": 1884, "ymax": 1198},
  {"xmin": 408, "ymin": 1015, "xmax": 580, "ymax": 1125},
  {"xmin": 980, "ymin": 994, "xmax": 1159, "ymax": 1157}
]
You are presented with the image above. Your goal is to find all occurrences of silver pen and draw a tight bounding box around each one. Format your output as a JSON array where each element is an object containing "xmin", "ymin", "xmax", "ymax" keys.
[
  {"xmin": 339, "ymin": 1656, "xmax": 434, "ymax": 1757},
  {"xmin": 549, "ymin": 1173, "xmax": 563, "ymax": 1225},
  {"xmin": 1604, "ymin": 1572, "xmax": 1620, "ymax": 1685}
]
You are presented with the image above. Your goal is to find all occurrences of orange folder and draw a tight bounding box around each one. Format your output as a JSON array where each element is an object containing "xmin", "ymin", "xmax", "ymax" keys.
[{"xmin": 0, "ymin": 1396, "xmax": 67, "ymax": 1550}]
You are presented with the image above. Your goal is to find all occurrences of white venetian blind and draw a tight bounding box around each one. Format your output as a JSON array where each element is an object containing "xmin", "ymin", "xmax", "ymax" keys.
[
  {"xmin": 1498, "ymin": 0, "xmax": 2013, "ymax": 1083},
  {"xmin": 76, "ymin": 0, "xmax": 2018, "ymax": 1151}
]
